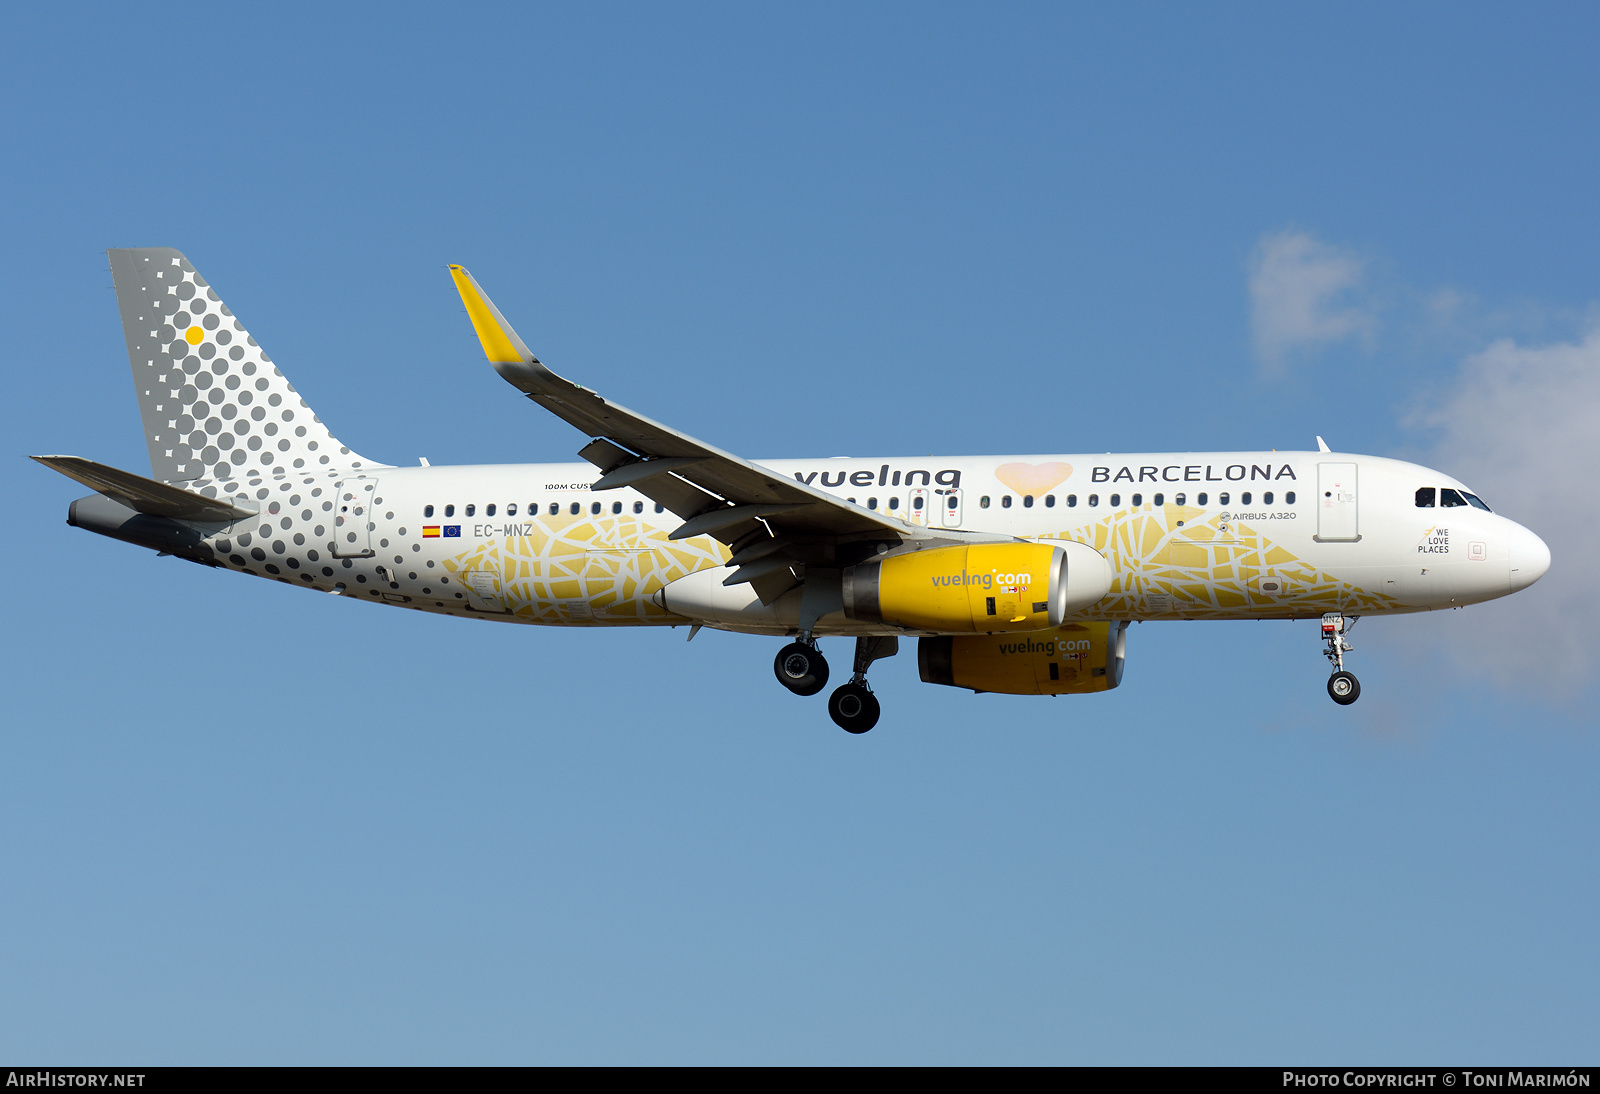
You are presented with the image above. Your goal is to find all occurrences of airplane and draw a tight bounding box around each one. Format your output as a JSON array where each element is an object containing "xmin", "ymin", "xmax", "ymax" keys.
[{"xmin": 34, "ymin": 248, "xmax": 1551, "ymax": 732}]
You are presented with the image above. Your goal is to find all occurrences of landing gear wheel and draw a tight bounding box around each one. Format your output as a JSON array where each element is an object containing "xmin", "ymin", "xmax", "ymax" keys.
[
  {"xmin": 774, "ymin": 642, "xmax": 829, "ymax": 696},
  {"xmin": 1327, "ymin": 671, "xmax": 1360, "ymax": 705},
  {"xmin": 828, "ymin": 682, "xmax": 880, "ymax": 733}
]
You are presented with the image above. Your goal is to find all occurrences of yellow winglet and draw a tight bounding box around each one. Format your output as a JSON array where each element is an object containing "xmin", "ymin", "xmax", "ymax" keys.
[{"xmin": 449, "ymin": 265, "xmax": 535, "ymax": 364}]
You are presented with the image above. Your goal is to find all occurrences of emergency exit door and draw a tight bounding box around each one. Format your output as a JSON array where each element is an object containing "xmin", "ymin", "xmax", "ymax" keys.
[
  {"xmin": 1315, "ymin": 463, "xmax": 1360, "ymax": 542},
  {"xmin": 908, "ymin": 487, "xmax": 930, "ymax": 526},
  {"xmin": 940, "ymin": 488, "xmax": 964, "ymax": 528}
]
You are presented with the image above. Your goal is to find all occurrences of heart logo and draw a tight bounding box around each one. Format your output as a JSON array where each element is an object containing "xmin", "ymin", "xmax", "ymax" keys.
[{"xmin": 994, "ymin": 461, "xmax": 1074, "ymax": 496}]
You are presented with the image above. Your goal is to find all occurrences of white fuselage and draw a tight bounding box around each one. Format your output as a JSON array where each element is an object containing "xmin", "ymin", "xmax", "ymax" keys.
[{"xmin": 203, "ymin": 449, "xmax": 1548, "ymax": 635}]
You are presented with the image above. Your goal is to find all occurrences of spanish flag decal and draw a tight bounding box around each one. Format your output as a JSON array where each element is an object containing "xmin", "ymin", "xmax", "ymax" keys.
[{"xmin": 423, "ymin": 526, "xmax": 440, "ymax": 538}]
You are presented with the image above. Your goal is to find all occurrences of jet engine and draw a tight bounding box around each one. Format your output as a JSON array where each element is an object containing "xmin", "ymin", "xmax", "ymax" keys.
[
  {"xmin": 842, "ymin": 540, "xmax": 1111, "ymax": 633},
  {"xmin": 842, "ymin": 542, "xmax": 1065, "ymax": 632},
  {"xmin": 918, "ymin": 620, "xmax": 1129, "ymax": 695}
]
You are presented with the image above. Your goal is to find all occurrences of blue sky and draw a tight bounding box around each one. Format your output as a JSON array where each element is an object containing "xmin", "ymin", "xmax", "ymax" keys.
[{"xmin": 2, "ymin": 3, "xmax": 1596, "ymax": 1063}]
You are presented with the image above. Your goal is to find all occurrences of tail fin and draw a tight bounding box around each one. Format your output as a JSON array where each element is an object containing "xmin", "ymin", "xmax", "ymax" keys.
[{"xmin": 108, "ymin": 248, "xmax": 373, "ymax": 484}]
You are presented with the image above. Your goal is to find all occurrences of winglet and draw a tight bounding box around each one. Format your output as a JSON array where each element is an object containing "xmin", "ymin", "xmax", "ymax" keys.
[
  {"xmin": 449, "ymin": 265, "xmax": 535, "ymax": 364},
  {"xmin": 1316, "ymin": 436, "xmax": 1331, "ymax": 453}
]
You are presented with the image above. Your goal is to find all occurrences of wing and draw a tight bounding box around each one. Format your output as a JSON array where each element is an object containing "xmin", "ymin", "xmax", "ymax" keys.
[{"xmin": 449, "ymin": 266, "xmax": 1004, "ymax": 601}]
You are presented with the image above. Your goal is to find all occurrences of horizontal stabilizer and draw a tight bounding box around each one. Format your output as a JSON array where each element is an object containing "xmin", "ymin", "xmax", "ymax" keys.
[{"xmin": 31, "ymin": 456, "xmax": 258, "ymax": 521}]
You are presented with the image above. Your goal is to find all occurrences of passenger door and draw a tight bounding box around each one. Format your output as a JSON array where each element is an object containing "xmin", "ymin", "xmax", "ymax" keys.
[
  {"xmin": 332, "ymin": 477, "xmax": 377, "ymax": 558},
  {"xmin": 1315, "ymin": 463, "xmax": 1360, "ymax": 542}
]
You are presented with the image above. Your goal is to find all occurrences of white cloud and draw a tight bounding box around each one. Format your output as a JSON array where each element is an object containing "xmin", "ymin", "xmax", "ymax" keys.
[
  {"xmin": 1394, "ymin": 328, "xmax": 1600, "ymax": 694},
  {"xmin": 1248, "ymin": 230, "xmax": 1375, "ymax": 369}
]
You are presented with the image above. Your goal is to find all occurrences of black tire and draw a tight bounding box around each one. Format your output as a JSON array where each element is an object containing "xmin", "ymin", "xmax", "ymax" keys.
[
  {"xmin": 1327, "ymin": 670, "xmax": 1361, "ymax": 705},
  {"xmin": 774, "ymin": 641, "xmax": 829, "ymax": 696},
  {"xmin": 828, "ymin": 682, "xmax": 880, "ymax": 733}
]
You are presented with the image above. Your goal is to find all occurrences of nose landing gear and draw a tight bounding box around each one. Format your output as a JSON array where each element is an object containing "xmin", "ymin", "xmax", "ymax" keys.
[{"xmin": 1321, "ymin": 613, "xmax": 1360, "ymax": 705}]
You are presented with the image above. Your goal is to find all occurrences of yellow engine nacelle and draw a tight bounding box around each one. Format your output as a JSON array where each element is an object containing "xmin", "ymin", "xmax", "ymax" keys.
[
  {"xmin": 842, "ymin": 542, "xmax": 1068, "ymax": 633},
  {"xmin": 917, "ymin": 621, "xmax": 1129, "ymax": 695}
]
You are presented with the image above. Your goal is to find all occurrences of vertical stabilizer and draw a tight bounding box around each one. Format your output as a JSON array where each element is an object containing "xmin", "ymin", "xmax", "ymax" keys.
[{"xmin": 108, "ymin": 248, "xmax": 373, "ymax": 484}]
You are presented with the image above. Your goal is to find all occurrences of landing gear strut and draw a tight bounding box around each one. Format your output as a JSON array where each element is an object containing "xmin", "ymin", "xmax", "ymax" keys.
[
  {"xmin": 827, "ymin": 636, "xmax": 898, "ymax": 733},
  {"xmin": 1321, "ymin": 612, "xmax": 1360, "ymax": 706},
  {"xmin": 774, "ymin": 640, "xmax": 828, "ymax": 696}
]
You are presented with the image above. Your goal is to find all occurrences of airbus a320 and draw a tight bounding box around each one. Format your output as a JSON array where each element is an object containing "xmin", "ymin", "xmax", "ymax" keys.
[{"xmin": 35, "ymin": 249, "xmax": 1551, "ymax": 732}]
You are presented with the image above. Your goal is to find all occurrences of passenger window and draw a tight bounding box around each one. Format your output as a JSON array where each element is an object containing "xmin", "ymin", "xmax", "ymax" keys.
[
  {"xmin": 570, "ymin": 502, "xmax": 580, "ymax": 515},
  {"xmin": 1241, "ymin": 492, "xmax": 1252, "ymax": 505},
  {"xmin": 633, "ymin": 501, "xmax": 644, "ymax": 514},
  {"xmin": 947, "ymin": 495, "xmax": 957, "ymax": 510},
  {"xmin": 1415, "ymin": 487, "xmax": 1436, "ymax": 508},
  {"xmin": 591, "ymin": 501, "xmax": 602, "ymax": 515},
  {"xmin": 506, "ymin": 503, "xmax": 517, "ymax": 516},
  {"xmin": 1219, "ymin": 492, "xmax": 1229, "ymax": 505},
  {"xmin": 612, "ymin": 501, "xmax": 622, "ymax": 514},
  {"xmin": 912, "ymin": 497, "xmax": 922, "ymax": 510},
  {"xmin": 1067, "ymin": 495, "xmax": 1077, "ymax": 507},
  {"xmin": 1197, "ymin": 493, "xmax": 1207, "ymax": 506},
  {"xmin": 465, "ymin": 504, "xmax": 476, "ymax": 517},
  {"xmin": 444, "ymin": 504, "xmax": 455, "ymax": 517},
  {"xmin": 979, "ymin": 496, "xmax": 990, "ymax": 509},
  {"xmin": 655, "ymin": 504, "xmax": 665, "ymax": 514},
  {"xmin": 1285, "ymin": 492, "xmax": 1295, "ymax": 504},
  {"xmin": 1153, "ymin": 493, "xmax": 1164, "ymax": 507},
  {"xmin": 1441, "ymin": 488, "xmax": 1468, "ymax": 507},
  {"xmin": 424, "ymin": 504, "xmax": 434, "ymax": 518},
  {"xmin": 1045, "ymin": 495, "xmax": 1055, "ymax": 508},
  {"xmin": 847, "ymin": 497, "xmax": 856, "ymax": 505},
  {"xmin": 1462, "ymin": 492, "xmax": 1491, "ymax": 512},
  {"xmin": 1263, "ymin": 492, "xmax": 1273, "ymax": 505},
  {"xmin": 549, "ymin": 503, "xmax": 559, "ymax": 516},
  {"xmin": 1088, "ymin": 494, "xmax": 1099, "ymax": 507},
  {"xmin": 1175, "ymin": 493, "xmax": 1186, "ymax": 506},
  {"xmin": 867, "ymin": 497, "xmax": 878, "ymax": 509},
  {"xmin": 1110, "ymin": 493, "xmax": 1121, "ymax": 507},
  {"xmin": 1001, "ymin": 496, "xmax": 1012, "ymax": 508},
  {"xmin": 889, "ymin": 497, "xmax": 900, "ymax": 510},
  {"xmin": 486, "ymin": 503, "xmax": 496, "ymax": 517},
  {"xmin": 1023, "ymin": 495, "xmax": 1034, "ymax": 508}
]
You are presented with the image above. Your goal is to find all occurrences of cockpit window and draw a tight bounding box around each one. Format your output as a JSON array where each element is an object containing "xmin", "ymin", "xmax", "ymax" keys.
[
  {"xmin": 1441, "ymin": 488, "xmax": 1468, "ymax": 508},
  {"xmin": 1415, "ymin": 487, "xmax": 1435, "ymax": 508},
  {"xmin": 1462, "ymin": 491, "xmax": 1491, "ymax": 512}
]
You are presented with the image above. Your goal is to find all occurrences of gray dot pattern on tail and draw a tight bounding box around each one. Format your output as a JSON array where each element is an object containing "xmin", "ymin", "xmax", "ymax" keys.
[{"xmin": 109, "ymin": 248, "xmax": 372, "ymax": 487}]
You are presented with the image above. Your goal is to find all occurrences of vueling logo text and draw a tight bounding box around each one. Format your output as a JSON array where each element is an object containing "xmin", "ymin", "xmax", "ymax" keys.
[
  {"xmin": 931, "ymin": 569, "xmax": 995, "ymax": 590},
  {"xmin": 998, "ymin": 636, "xmax": 1091, "ymax": 656}
]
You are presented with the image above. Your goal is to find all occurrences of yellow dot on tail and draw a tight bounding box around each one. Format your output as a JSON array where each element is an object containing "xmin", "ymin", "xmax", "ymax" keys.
[{"xmin": 185, "ymin": 326, "xmax": 204, "ymax": 345}]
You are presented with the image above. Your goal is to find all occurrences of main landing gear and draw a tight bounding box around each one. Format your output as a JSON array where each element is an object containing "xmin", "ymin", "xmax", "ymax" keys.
[
  {"xmin": 773, "ymin": 635, "xmax": 898, "ymax": 733},
  {"xmin": 774, "ymin": 641, "xmax": 829, "ymax": 696},
  {"xmin": 1321, "ymin": 612, "xmax": 1360, "ymax": 706}
]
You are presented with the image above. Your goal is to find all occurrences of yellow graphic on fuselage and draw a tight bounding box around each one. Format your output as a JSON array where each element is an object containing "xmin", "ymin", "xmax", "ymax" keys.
[
  {"xmin": 1055, "ymin": 503, "xmax": 1399, "ymax": 620},
  {"xmin": 441, "ymin": 511, "xmax": 726, "ymax": 624},
  {"xmin": 425, "ymin": 499, "xmax": 1397, "ymax": 628}
]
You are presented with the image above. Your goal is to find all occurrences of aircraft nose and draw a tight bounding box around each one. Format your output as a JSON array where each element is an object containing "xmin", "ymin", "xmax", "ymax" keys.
[{"xmin": 1507, "ymin": 522, "xmax": 1551, "ymax": 593}]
